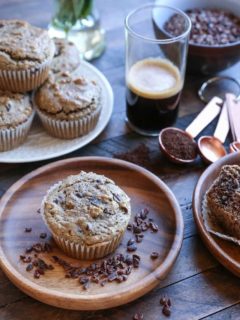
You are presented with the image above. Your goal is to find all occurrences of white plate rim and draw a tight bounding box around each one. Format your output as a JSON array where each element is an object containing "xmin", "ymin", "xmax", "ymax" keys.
[{"xmin": 0, "ymin": 61, "xmax": 113, "ymax": 164}]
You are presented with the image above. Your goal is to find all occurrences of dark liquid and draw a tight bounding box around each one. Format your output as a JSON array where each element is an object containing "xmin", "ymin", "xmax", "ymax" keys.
[{"xmin": 126, "ymin": 88, "xmax": 181, "ymax": 134}]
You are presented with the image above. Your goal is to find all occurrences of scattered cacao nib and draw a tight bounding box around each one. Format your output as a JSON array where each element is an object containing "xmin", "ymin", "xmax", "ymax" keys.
[
  {"xmin": 40, "ymin": 233, "xmax": 47, "ymax": 239},
  {"xmin": 113, "ymin": 143, "xmax": 151, "ymax": 168},
  {"xmin": 25, "ymin": 227, "xmax": 32, "ymax": 233},
  {"xmin": 149, "ymin": 222, "xmax": 159, "ymax": 232},
  {"xmin": 26, "ymin": 263, "xmax": 33, "ymax": 272},
  {"xmin": 162, "ymin": 305, "xmax": 171, "ymax": 317},
  {"xmin": 150, "ymin": 252, "xmax": 159, "ymax": 259},
  {"xmin": 140, "ymin": 208, "xmax": 149, "ymax": 220},
  {"xmin": 127, "ymin": 239, "xmax": 135, "ymax": 246},
  {"xmin": 160, "ymin": 296, "xmax": 167, "ymax": 305},
  {"xmin": 53, "ymin": 251, "xmax": 139, "ymax": 290},
  {"xmin": 133, "ymin": 313, "xmax": 144, "ymax": 320},
  {"xmin": 160, "ymin": 295, "xmax": 172, "ymax": 317},
  {"xmin": 37, "ymin": 208, "xmax": 41, "ymax": 214},
  {"xmin": 127, "ymin": 243, "xmax": 137, "ymax": 252},
  {"xmin": 34, "ymin": 270, "xmax": 40, "ymax": 279}
]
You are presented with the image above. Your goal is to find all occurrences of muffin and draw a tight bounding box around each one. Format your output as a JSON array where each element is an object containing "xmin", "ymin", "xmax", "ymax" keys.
[
  {"xmin": 0, "ymin": 20, "xmax": 55, "ymax": 93},
  {"xmin": 34, "ymin": 71, "xmax": 101, "ymax": 139},
  {"xmin": 206, "ymin": 165, "xmax": 240, "ymax": 239},
  {"xmin": 41, "ymin": 171, "xmax": 131, "ymax": 259},
  {"xmin": 51, "ymin": 38, "xmax": 80, "ymax": 74},
  {"xmin": 0, "ymin": 90, "xmax": 34, "ymax": 151}
]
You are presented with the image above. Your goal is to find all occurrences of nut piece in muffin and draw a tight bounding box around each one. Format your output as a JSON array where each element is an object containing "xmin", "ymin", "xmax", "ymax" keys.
[
  {"xmin": 0, "ymin": 90, "xmax": 34, "ymax": 151},
  {"xmin": 51, "ymin": 38, "xmax": 80, "ymax": 74},
  {"xmin": 206, "ymin": 165, "xmax": 240, "ymax": 239},
  {"xmin": 0, "ymin": 20, "xmax": 55, "ymax": 92},
  {"xmin": 41, "ymin": 171, "xmax": 131, "ymax": 259},
  {"xmin": 34, "ymin": 71, "xmax": 101, "ymax": 139}
]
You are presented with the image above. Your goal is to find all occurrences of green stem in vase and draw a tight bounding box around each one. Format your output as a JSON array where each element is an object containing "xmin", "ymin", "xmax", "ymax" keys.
[{"xmin": 52, "ymin": 0, "xmax": 94, "ymax": 35}]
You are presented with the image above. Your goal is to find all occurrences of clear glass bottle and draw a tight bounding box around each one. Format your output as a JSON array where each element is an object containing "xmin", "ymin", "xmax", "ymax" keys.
[{"xmin": 48, "ymin": 0, "xmax": 105, "ymax": 61}]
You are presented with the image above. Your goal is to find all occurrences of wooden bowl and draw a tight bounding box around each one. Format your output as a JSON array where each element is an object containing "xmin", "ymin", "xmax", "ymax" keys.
[
  {"xmin": 0, "ymin": 157, "xmax": 183, "ymax": 310},
  {"xmin": 193, "ymin": 152, "xmax": 240, "ymax": 277},
  {"xmin": 155, "ymin": 0, "xmax": 240, "ymax": 74}
]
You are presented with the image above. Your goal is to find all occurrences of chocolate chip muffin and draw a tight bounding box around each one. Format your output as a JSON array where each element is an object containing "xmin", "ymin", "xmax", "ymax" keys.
[
  {"xmin": 0, "ymin": 20, "xmax": 55, "ymax": 93},
  {"xmin": 41, "ymin": 171, "xmax": 131, "ymax": 259},
  {"xmin": 206, "ymin": 165, "xmax": 240, "ymax": 239},
  {"xmin": 51, "ymin": 39, "xmax": 80, "ymax": 74},
  {"xmin": 0, "ymin": 90, "xmax": 34, "ymax": 151},
  {"xmin": 34, "ymin": 71, "xmax": 101, "ymax": 139}
]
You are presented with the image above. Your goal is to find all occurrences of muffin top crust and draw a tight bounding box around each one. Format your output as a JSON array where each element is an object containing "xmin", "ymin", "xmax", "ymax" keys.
[
  {"xmin": 51, "ymin": 38, "xmax": 80, "ymax": 74},
  {"xmin": 207, "ymin": 165, "xmax": 240, "ymax": 217},
  {"xmin": 42, "ymin": 171, "xmax": 131, "ymax": 245},
  {"xmin": 0, "ymin": 90, "xmax": 33, "ymax": 129},
  {"xmin": 0, "ymin": 20, "xmax": 55, "ymax": 70},
  {"xmin": 35, "ymin": 71, "xmax": 101, "ymax": 120}
]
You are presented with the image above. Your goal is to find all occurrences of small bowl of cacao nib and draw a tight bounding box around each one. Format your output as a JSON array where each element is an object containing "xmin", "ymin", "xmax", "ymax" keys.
[{"xmin": 155, "ymin": 0, "xmax": 240, "ymax": 74}]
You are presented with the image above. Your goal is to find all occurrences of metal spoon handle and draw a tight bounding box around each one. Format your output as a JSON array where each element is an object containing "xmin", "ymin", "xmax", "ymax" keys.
[
  {"xmin": 226, "ymin": 93, "xmax": 240, "ymax": 141},
  {"xmin": 185, "ymin": 96, "xmax": 223, "ymax": 138},
  {"xmin": 213, "ymin": 101, "xmax": 229, "ymax": 143}
]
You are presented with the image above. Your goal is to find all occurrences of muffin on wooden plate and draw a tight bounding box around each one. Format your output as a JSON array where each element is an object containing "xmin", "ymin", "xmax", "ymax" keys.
[
  {"xmin": 0, "ymin": 90, "xmax": 34, "ymax": 151},
  {"xmin": 51, "ymin": 38, "xmax": 80, "ymax": 74},
  {"xmin": 0, "ymin": 20, "xmax": 55, "ymax": 93},
  {"xmin": 34, "ymin": 71, "xmax": 101, "ymax": 139},
  {"xmin": 41, "ymin": 171, "xmax": 131, "ymax": 259},
  {"xmin": 206, "ymin": 165, "xmax": 240, "ymax": 240}
]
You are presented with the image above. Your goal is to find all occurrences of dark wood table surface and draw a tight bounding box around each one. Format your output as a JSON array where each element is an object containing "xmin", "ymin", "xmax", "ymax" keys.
[{"xmin": 0, "ymin": 1, "xmax": 240, "ymax": 319}]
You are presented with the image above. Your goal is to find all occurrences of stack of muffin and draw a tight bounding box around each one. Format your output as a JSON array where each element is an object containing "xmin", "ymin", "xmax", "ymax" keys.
[{"xmin": 0, "ymin": 20, "xmax": 102, "ymax": 151}]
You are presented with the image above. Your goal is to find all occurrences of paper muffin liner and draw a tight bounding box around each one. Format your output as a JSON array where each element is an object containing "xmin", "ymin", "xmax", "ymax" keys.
[
  {"xmin": 0, "ymin": 59, "xmax": 51, "ymax": 93},
  {"xmin": 202, "ymin": 196, "xmax": 240, "ymax": 246},
  {"xmin": 36, "ymin": 105, "xmax": 101, "ymax": 139},
  {"xmin": 52, "ymin": 231, "xmax": 124, "ymax": 260},
  {"xmin": 40, "ymin": 181, "xmax": 127, "ymax": 260},
  {"xmin": 0, "ymin": 111, "xmax": 35, "ymax": 151}
]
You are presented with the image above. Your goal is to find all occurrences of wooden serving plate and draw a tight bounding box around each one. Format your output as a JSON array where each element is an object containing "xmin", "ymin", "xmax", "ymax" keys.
[
  {"xmin": 193, "ymin": 152, "xmax": 240, "ymax": 277},
  {"xmin": 0, "ymin": 157, "xmax": 183, "ymax": 310}
]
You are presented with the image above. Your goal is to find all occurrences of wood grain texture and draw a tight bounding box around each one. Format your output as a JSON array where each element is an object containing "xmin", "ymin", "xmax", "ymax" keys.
[
  {"xmin": 0, "ymin": 157, "xmax": 183, "ymax": 310},
  {"xmin": 193, "ymin": 152, "xmax": 240, "ymax": 277}
]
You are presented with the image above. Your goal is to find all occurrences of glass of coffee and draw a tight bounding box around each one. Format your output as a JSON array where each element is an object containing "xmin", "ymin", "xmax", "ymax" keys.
[{"xmin": 125, "ymin": 4, "xmax": 191, "ymax": 136}]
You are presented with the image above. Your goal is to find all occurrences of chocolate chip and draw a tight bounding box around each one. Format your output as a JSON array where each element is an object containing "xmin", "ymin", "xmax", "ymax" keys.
[{"xmin": 40, "ymin": 232, "xmax": 47, "ymax": 239}]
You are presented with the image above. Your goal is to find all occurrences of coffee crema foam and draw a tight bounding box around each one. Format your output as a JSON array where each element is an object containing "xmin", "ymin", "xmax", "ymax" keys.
[{"xmin": 127, "ymin": 58, "xmax": 182, "ymax": 99}]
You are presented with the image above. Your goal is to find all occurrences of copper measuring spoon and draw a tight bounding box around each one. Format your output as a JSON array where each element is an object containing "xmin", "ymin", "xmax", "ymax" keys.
[
  {"xmin": 226, "ymin": 93, "xmax": 240, "ymax": 153},
  {"xmin": 159, "ymin": 96, "xmax": 223, "ymax": 164},
  {"xmin": 198, "ymin": 101, "xmax": 229, "ymax": 164}
]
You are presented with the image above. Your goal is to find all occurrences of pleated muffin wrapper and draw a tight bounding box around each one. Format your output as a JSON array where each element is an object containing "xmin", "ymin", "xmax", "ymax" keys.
[
  {"xmin": 40, "ymin": 181, "xmax": 127, "ymax": 260},
  {"xmin": 36, "ymin": 104, "xmax": 101, "ymax": 139},
  {"xmin": 202, "ymin": 195, "xmax": 240, "ymax": 246},
  {"xmin": 0, "ymin": 110, "xmax": 35, "ymax": 151},
  {"xmin": 0, "ymin": 59, "xmax": 52, "ymax": 93}
]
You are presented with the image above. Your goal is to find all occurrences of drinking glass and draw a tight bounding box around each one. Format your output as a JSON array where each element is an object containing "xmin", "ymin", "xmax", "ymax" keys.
[{"xmin": 125, "ymin": 4, "xmax": 191, "ymax": 136}]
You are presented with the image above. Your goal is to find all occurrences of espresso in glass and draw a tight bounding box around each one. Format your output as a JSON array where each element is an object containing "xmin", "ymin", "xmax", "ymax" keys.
[{"xmin": 126, "ymin": 58, "xmax": 182, "ymax": 136}]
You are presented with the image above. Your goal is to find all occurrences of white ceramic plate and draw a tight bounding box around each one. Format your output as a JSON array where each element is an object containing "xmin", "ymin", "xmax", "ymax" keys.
[{"xmin": 0, "ymin": 61, "xmax": 113, "ymax": 163}]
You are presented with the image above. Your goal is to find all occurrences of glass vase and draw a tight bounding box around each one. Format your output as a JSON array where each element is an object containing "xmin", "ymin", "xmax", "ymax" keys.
[{"xmin": 48, "ymin": 0, "xmax": 105, "ymax": 61}]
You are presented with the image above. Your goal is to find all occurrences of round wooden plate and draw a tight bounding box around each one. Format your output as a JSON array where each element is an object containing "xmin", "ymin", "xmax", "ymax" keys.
[
  {"xmin": 193, "ymin": 152, "xmax": 240, "ymax": 277},
  {"xmin": 0, "ymin": 157, "xmax": 183, "ymax": 310}
]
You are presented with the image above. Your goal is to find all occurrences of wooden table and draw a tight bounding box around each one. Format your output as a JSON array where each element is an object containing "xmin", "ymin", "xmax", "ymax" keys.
[{"xmin": 0, "ymin": 1, "xmax": 240, "ymax": 319}]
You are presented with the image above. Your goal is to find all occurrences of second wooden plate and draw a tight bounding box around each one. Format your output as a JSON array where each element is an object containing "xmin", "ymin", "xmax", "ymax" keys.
[
  {"xmin": 193, "ymin": 152, "xmax": 240, "ymax": 277},
  {"xmin": 0, "ymin": 157, "xmax": 183, "ymax": 310}
]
